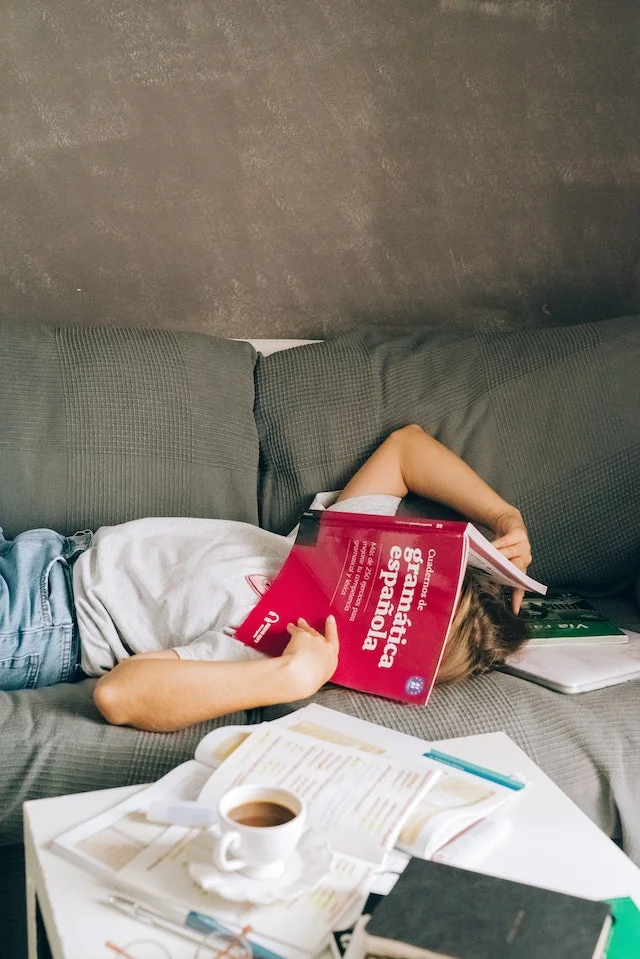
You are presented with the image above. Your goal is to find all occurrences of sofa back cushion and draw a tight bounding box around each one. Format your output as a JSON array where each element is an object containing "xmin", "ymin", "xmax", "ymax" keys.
[
  {"xmin": 0, "ymin": 322, "xmax": 259, "ymax": 536},
  {"xmin": 255, "ymin": 316, "xmax": 640, "ymax": 595}
]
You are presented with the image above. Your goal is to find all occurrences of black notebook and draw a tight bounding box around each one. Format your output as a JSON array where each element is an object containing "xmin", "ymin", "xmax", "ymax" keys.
[{"xmin": 345, "ymin": 857, "xmax": 612, "ymax": 959}]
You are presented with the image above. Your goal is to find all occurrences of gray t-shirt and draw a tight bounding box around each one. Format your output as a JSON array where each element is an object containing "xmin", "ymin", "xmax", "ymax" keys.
[{"xmin": 74, "ymin": 493, "xmax": 401, "ymax": 675}]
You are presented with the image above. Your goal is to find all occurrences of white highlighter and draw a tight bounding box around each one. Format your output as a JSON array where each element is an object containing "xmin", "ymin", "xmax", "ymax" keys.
[{"xmin": 146, "ymin": 800, "xmax": 216, "ymax": 828}]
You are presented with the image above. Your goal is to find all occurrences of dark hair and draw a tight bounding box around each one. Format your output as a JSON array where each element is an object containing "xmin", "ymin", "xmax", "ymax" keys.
[{"xmin": 436, "ymin": 569, "xmax": 530, "ymax": 684}]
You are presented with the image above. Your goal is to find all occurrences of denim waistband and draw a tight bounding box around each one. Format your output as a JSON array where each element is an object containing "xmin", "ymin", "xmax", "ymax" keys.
[{"xmin": 0, "ymin": 527, "xmax": 93, "ymax": 689}]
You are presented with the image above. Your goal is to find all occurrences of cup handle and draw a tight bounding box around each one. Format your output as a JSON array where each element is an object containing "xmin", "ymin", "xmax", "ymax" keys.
[{"xmin": 213, "ymin": 830, "xmax": 247, "ymax": 873}]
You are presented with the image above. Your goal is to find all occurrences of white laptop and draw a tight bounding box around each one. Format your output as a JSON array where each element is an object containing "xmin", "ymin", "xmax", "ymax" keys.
[{"xmin": 502, "ymin": 630, "xmax": 640, "ymax": 694}]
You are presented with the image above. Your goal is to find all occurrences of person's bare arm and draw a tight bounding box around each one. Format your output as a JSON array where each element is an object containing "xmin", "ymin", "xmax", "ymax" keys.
[
  {"xmin": 337, "ymin": 425, "xmax": 531, "ymax": 610},
  {"xmin": 338, "ymin": 424, "xmax": 518, "ymax": 531},
  {"xmin": 93, "ymin": 616, "xmax": 339, "ymax": 732}
]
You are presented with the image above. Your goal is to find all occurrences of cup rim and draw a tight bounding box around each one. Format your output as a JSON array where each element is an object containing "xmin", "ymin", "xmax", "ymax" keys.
[{"xmin": 218, "ymin": 785, "xmax": 305, "ymax": 830}]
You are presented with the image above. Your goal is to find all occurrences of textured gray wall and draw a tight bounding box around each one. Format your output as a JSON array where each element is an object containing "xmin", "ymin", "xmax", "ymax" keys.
[{"xmin": 1, "ymin": 1, "xmax": 639, "ymax": 337}]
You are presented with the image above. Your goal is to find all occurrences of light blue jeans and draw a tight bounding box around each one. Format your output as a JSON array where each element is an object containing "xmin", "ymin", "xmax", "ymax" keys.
[{"xmin": 0, "ymin": 527, "xmax": 92, "ymax": 689}]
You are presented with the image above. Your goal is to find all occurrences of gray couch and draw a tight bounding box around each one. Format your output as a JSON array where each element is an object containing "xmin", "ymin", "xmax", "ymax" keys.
[{"xmin": 1, "ymin": 317, "xmax": 639, "ymax": 958}]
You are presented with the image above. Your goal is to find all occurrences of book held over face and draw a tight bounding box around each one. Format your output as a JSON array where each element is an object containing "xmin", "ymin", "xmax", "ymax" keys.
[{"xmin": 234, "ymin": 510, "xmax": 546, "ymax": 705}]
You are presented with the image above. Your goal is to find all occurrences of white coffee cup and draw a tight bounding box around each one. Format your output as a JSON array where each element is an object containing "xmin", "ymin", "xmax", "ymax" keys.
[{"xmin": 212, "ymin": 784, "xmax": 306, "ymax": 880}]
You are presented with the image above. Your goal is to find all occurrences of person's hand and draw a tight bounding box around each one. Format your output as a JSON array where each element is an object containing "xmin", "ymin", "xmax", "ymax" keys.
[
  {"xmin": 280, "ymin": 615, "xmax": 340, "ymax": 699},
  {"xmin": 491, "ymin": 509, "xmax": 532, "ymax": 614}
]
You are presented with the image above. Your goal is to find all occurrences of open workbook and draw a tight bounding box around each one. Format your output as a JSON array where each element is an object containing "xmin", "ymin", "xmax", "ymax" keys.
[
  {"xmin": 235, "ymin": 510, "xmax": 546, "ymax": 704},
  {"xmin": 53, "ymin": 705, "xmax": 524, "ymax": 959}
]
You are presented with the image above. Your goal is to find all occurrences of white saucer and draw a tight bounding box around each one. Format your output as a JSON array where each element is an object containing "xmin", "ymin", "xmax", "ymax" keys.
[{"xmin": 188, "ymin": 828, "xmax": 333, "ymax": 905}]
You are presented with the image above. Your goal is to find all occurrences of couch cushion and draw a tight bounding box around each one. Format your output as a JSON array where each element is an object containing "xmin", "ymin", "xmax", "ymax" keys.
[
  {"xmin": 255, "ymin": 316, "xmax": 640, "ymax": 595},
  {"xmin": 0, "ymin": 322, "xmax": 259, "ymax": 536}
]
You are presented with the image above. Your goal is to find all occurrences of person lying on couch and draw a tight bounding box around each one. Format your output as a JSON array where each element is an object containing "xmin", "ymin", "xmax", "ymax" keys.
[{"xmin": 0, "ymin": 425, "xmax": 531, "ymax": 731}]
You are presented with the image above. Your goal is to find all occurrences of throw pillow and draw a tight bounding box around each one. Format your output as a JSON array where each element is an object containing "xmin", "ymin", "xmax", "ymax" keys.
[{"xmin": 0, "ymin": 322, "xmax": 259, "ymax": 536}]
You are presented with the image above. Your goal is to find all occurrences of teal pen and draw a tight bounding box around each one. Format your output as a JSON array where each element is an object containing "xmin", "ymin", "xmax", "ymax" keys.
[
  {"xmin": 423, "ymin": 749, "xmax": 526, "ymax": 791},
  {"xmin": 106, "ymin": 893, "xmax": 286, "ymax": 959}
]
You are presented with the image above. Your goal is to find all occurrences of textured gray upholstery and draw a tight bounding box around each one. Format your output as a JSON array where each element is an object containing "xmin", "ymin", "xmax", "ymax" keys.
[
  {"xmin": 0, "ymin": 599, "xmax": 635, "ymax": 851},
  {"xmin": 256, "ymin": 317, "xmax": 640, "ymax": 594},
  {"xmin": 0, "ymin": 322, "xmax": 260, "ymax": 537}
]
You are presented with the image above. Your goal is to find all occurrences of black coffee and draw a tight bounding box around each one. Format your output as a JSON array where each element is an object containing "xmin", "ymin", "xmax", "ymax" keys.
[{"xmin": 228, "ymin": 800, "xmax": 296, "ymax": 828}]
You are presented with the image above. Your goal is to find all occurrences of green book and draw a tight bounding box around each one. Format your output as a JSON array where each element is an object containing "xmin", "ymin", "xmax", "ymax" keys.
[
  {"xmin": 520, "ymin": 592, "xmax": 628, "ymax": 647},
  {"xmin": 604, "ymin": 897, "xmax": 640, "ymax": 957}
]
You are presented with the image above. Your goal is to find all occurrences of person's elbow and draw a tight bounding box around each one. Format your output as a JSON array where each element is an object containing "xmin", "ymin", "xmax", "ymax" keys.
[
  {"xmin": 394, "ymin": 423, "xmax": 427, "ymax": 442},
  {"xmin": 384, "ymin": 424, "xmax": 428, "ymax": 455},
  {"xmin": 93, "ymin": 670, "xmax": 133, "ymax": 726}
]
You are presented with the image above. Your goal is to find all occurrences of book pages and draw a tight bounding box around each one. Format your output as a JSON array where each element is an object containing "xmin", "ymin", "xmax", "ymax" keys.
[
  {"xmin": 196, "ymin": 724, "xmax": 439, "ymax": 865},
  {"xmin": 53, "ymin": 759, "xmax": 211, "ymax": 876},
  {"xmin": 465, "ymin": 524, "xmax": 546, "ymax": 593},
  {"xmin": 273, "ymin": 704, "xmax": 519, "ymax": 860}
]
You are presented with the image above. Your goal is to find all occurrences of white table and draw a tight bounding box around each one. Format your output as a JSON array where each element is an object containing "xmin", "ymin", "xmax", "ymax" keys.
[{"xmin": 24, "ymin": 730, "xmax": 640, "ymax": 959}]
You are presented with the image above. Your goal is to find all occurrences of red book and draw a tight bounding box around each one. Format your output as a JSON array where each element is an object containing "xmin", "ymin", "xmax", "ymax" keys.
[{"xmin": 235, "ymin": 511, "xmax": 546, "ymax": 705}]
